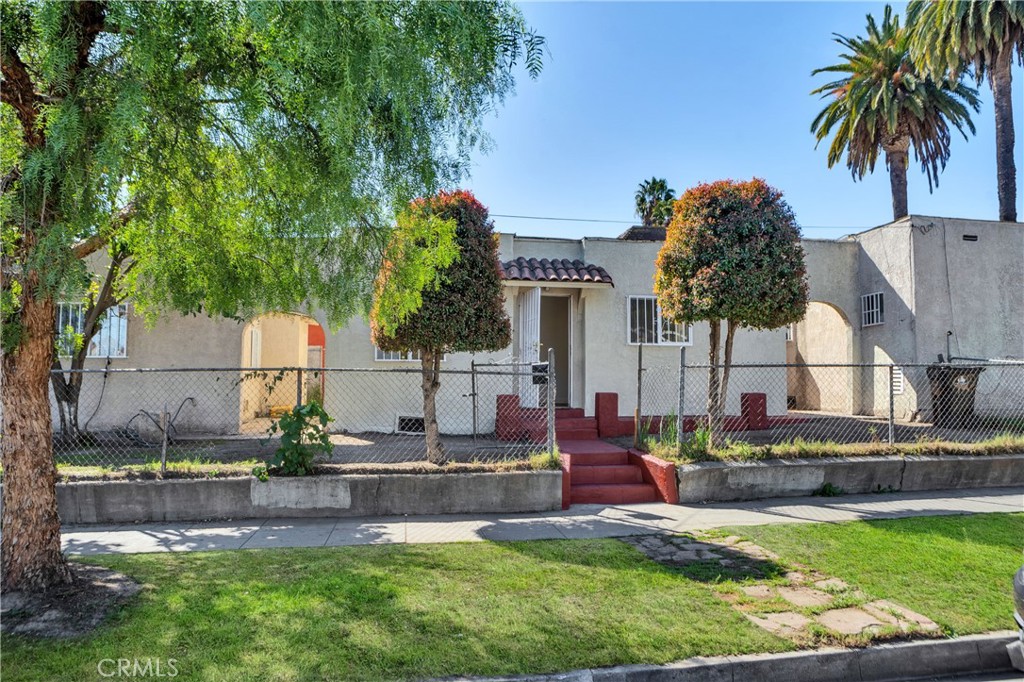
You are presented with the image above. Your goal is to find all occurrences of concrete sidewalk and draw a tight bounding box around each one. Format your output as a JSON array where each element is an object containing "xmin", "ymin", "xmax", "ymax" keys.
[{"xmin": 61, "ymin": 487, "xmax": 1023, "ymax": 556}]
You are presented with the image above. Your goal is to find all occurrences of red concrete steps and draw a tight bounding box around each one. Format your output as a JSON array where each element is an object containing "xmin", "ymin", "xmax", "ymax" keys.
[
  {"xmin": 555, "ymin": 413, "xmax": 598, "ymax": 442},
  {"xmin": 570, "ymin": 483, "xmax": 659, "ymax": 505},
  {"xmin": 559, "ymin": 440, "xmax": 659, "ymax": 507},
  {"xmin": 571, "ymin": 464, "xmax": 643, "ymax": 485}
]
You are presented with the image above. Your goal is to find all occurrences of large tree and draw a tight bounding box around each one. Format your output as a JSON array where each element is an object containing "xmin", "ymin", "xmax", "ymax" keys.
[
  {"xmin": 371, "ymin": 190, "xmax": 511, "ymax": 464},
  {"xmin": 908, "ymin": 0, "xmax": 1024, "ymax": 222},
  {"xmin": 811, "ymin": 5, "xmax": 980, "ymax": 221},
  {"xmin": 655, "ymin": 179, "xmax": 808, "ymax": 448},
  {"xmin": 0, "ymin": 0, "xmax": 542, "ymax": 591},
  {"xmin": 634, "ymin": 177, "xmax": 676, "ymax": 228}
]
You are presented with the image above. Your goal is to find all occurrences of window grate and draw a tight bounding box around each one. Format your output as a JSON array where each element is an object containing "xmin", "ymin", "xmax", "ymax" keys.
[
  {"xmin": 627, "ymin": 296, "xmax": 690, "ymax": 345},
  {"xmin": 861, "ymin": 292, "xmax": 884, "ymax": 328},
  {"xmin": 56, "ymin": 302, "xmax": 129, "ymax": 358}
]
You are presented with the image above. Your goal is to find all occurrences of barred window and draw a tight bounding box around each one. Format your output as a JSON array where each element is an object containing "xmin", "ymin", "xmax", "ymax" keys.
[
  {"xmin": 56, "ymin": 303, "xmax": 129, "ymax": 358},
  {"xmin": 861, "ymin": 292, "xmax": 884, "ymax": 327},
  {"xmin": 374, "ymin": 348, "xmax": 422, "ymax": 362},
  {"xmin": 373, "ymin": 348, "xmax": 448, "ymax": 362},
  {"xmin": 627, "ymin": 296, "xmax": 690, "ymax": 345}
]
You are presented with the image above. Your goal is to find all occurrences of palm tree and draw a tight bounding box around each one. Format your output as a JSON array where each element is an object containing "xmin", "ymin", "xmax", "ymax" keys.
[
  {"xmin": 811, "ymin": 5, "xmax": 980, "ymax": 220},
  {"xmin": 634, "ymin": 177, "xmax": 676, "ymax": 227},
  {"xmin": 908, "ymin": 0, "xmax": 1024, "ymax": 222}
]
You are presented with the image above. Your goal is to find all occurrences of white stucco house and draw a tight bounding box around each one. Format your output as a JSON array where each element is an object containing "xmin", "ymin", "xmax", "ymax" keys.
[{"xmin": 49, "ymin": 214, "xmax": 1022, "ymax": 437}]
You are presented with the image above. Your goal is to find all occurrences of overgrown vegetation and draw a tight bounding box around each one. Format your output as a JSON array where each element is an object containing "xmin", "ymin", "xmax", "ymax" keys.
[
  {"xmin": 0, "ymin": 0, "xmax": 544, "ymax": 592},
  {"xmin": 528, "ymin": 445, "xmax": 561, "ymax": 471},
  {"xmin": 645, "ymin": 432, "xmax": 1024, "ymax": 464},
  {"xmin": 262, "ymin": 401, "xmax": 334, "ymax": 477}
]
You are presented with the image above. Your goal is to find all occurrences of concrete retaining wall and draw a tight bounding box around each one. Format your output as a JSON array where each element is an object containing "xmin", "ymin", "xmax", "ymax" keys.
[
  {"xmin": 55, "ymin": 471, "xmax": 563, "ymax": 524},
  {"xmin": 677, "ymin": 453, "xmax": 1024, "ymax": 503}
]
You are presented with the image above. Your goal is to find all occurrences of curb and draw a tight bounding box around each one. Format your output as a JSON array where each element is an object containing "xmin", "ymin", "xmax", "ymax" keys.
[{"xmin": 440, "ymin": 633, "xmax": 1017, "ymax": 682}]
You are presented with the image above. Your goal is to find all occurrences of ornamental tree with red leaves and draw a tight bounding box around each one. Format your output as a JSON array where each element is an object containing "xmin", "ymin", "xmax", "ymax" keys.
[
  {"xmin": 655, "ymin": 179, "xmax": 808, "ymax": 447},
  {"xmin": 371, "ymin": 190, "xmax": 511, "ymax": 463}
]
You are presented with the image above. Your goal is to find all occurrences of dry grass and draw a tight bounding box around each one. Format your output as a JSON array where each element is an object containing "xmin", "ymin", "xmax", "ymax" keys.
[{"xmin": 648, "ymin": 432, "xmax": 1024, "ymax": 464}]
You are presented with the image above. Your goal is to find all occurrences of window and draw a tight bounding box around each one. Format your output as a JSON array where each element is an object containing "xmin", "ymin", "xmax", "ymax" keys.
[
  {"xmin": 374, "ymin": 348, "xmax": 422, "ymax": 362},
  {"xmin": 861, "ymin": 292, "xmax": 884, "ymax": 328},
  {"xmin": 373, "ymin": 348, "xmax": 448, "ymax": 362},
  {"xmin": 56, "ymin": 303, "xmax": 129, "ymax": 358},
  {"xmin": 627, "ymin": 296, "xmax": 690, "ymax": 345},
  {"xmin": 785, "ymin": 324, "xmax": 794, "ymax": 342}
]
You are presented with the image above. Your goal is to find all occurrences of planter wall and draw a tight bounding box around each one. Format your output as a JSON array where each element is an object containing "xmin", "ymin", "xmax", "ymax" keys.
[
  {"xmin": 52, "ymin": 471, "xmax": 562, "ymax": 524},
  {"xmin": 677, "ymin": 453, "xmax": 1024, "ymax": 503}
]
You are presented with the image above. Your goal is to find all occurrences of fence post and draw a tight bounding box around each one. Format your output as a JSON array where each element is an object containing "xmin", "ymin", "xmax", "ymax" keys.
[
  {"xmin": 546, "ymin": 348, "xmax": 556, "ymax": 455},
  {"xmin": 471, "ymin": 359, "xmax": 478, "ymax": 443},
  {"xmin": 888, "ymin": 364, "xmax": 895, "ymax": 446},
  {"xmin": 634, "ymin": 342, "xmax": 643, "ymax": 449},
  {"xmin": 295, "ymin": 368, "xmax": 303, "ymax": 408},
  {"xmin": 159, "ymin": 405, "xmax": 169, "ymax": 476},
  {"xmin": 677, "ymin": 345, "xmax": 686, "ymax": 446}
]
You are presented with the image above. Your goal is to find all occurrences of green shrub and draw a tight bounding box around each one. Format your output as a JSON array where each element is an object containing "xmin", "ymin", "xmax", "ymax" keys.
[{"xmin": 264, "ymin": 401, "xmax": 334, "ymax": 476}]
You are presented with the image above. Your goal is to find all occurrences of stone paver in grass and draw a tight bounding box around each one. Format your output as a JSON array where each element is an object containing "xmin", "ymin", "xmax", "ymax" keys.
[
  {"xmin": 863, "ymin": 600, "xmax": 941, "ymax": 632},
  {"xmin": 741, "ymin": 585, "xmax": 774, "ymax": 600},
  {"xmin": 777, "ymin": 585, "xmax": 834, "ymax": 608},
  {"xmin": 622, "ymin": 531, "xmax": 942, "ymax": 647},
  {"xmin": 815, "ymin": 577, "xmax": 849, "ymax": 591},
  {"xmin": 747, "ymin": 611, "xmax": 812, "ymax": 636},
  {"xmin": 816, "ymin": 607, "xmax": 887, "ymax": 635}
]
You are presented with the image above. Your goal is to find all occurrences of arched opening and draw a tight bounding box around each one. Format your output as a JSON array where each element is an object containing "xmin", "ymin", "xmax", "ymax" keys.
[
  {"xmin": 239, "ymin": 312, "xmax": 326, "ymax": 432},
  {"xmin": 787, "ymin": 301, "xmax": 855, "ymax": 413}
]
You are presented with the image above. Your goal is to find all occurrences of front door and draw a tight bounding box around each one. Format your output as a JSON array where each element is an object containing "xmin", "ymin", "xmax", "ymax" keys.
[{"xmin": 540, "ymin": 295, "xmax": 571, "ymax": 406}]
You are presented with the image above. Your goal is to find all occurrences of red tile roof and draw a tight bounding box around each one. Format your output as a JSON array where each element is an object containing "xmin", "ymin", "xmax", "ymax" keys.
[{"xmin": 500, "ymin": 257, "xmax": 613, "ymax": 286}]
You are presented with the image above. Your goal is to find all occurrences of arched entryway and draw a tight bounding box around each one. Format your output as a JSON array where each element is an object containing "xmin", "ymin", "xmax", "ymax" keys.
[
  {"xmin": 239, "ymin": 312, "xmax": 326, "ymax": 430},
  {"xmin": 787, "ymin": 301, "xmax": 857, "ymax": 414}
]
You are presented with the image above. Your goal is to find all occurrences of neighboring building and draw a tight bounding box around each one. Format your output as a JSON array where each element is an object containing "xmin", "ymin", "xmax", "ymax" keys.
[
  {"xmin": 790, "ymin": 215, "xmax": 1024, "ymax": 420},
  {"xmin": 47, "ymin": 214, "xmax": 1022, "ymax": 437}
]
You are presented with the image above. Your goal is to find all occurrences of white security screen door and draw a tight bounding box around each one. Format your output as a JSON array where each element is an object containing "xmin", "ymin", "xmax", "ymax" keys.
[{"xmin": 517, "ymin": 286, "xmax": 541, "ymax": 408}]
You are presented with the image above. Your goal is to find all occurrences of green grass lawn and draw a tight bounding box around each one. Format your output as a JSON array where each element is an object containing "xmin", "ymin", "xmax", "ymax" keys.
[
  {"xmin": 2, "ymin": 539, "xmax": 787, "ymax": 682},
  {"xmin": 722, "ymin": 512, "xmax": 1024, "ymax": 636}
]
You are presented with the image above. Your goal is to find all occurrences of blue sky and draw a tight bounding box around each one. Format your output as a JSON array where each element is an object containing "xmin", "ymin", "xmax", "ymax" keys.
[{"xmin": 464, "ymin": 1, "xmax": 1024, "ymax": 242}]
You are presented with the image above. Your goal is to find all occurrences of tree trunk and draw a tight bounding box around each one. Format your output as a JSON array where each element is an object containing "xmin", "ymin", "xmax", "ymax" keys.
[
  {"xmin": 1, "ymin": 294, "xmax": 73, "ymax": 591},
  {"xmin": 50, "ymin": 253, "xmax": 125, "ymax": 440},
  {"xmin": 706, "ymin": 319, "xmax": 723, "ymax": 449},
  {"xmin": 719, "ymin": 320, "xmax": 738, "ymax": 416},
  {"xmin": 885, "ymin": 143, "xmax": 910, "ymax": 221},
  {"xmin": 420, "ymin": 349, "xmax": 446, "ymax": 464},
  {"xmin": 991, "ymin": 48, "xmax": 1017, "ymax": 222}
]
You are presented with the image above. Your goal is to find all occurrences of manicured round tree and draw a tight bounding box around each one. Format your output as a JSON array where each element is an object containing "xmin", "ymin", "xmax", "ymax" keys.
[
  {"xmin": 655, "ymin": 179, "xmax": 808, "ymax": 447},
  {"xmin": 371, "ymin": 190, "xmax": 511, "ymax": 463}
]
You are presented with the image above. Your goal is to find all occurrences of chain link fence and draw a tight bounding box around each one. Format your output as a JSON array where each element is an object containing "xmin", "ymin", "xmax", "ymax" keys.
[
  {"xmin": 42, "ymin": 363, "xmax": 556, "ymax": 469},
  {"xmin": 636, "ymin": 350, "xmax": 1024, "ymax": 451}
]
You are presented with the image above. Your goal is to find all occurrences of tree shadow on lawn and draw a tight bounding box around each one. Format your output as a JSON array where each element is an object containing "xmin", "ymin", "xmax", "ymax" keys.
[{"xmin": 5, "ymin": 542, "xmax": 790, "ymax": 682}]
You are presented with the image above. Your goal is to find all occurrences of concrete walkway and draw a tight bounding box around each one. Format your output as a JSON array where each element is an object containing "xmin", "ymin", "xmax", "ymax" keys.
[{"xmin": 61, "ymin": 487, "xmax": 1023, "ymax": 556}]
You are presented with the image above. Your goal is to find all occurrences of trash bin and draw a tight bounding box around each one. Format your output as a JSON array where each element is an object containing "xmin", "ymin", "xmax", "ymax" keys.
[{"xmin": 925, "ymin": 363, "xmax": 985, "ymax": 428}]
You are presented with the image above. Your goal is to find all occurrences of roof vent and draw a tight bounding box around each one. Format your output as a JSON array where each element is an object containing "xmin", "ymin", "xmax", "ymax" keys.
[{"xmin": 962, "ymin": 234, "xmax": 978, "ymax": 242}]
